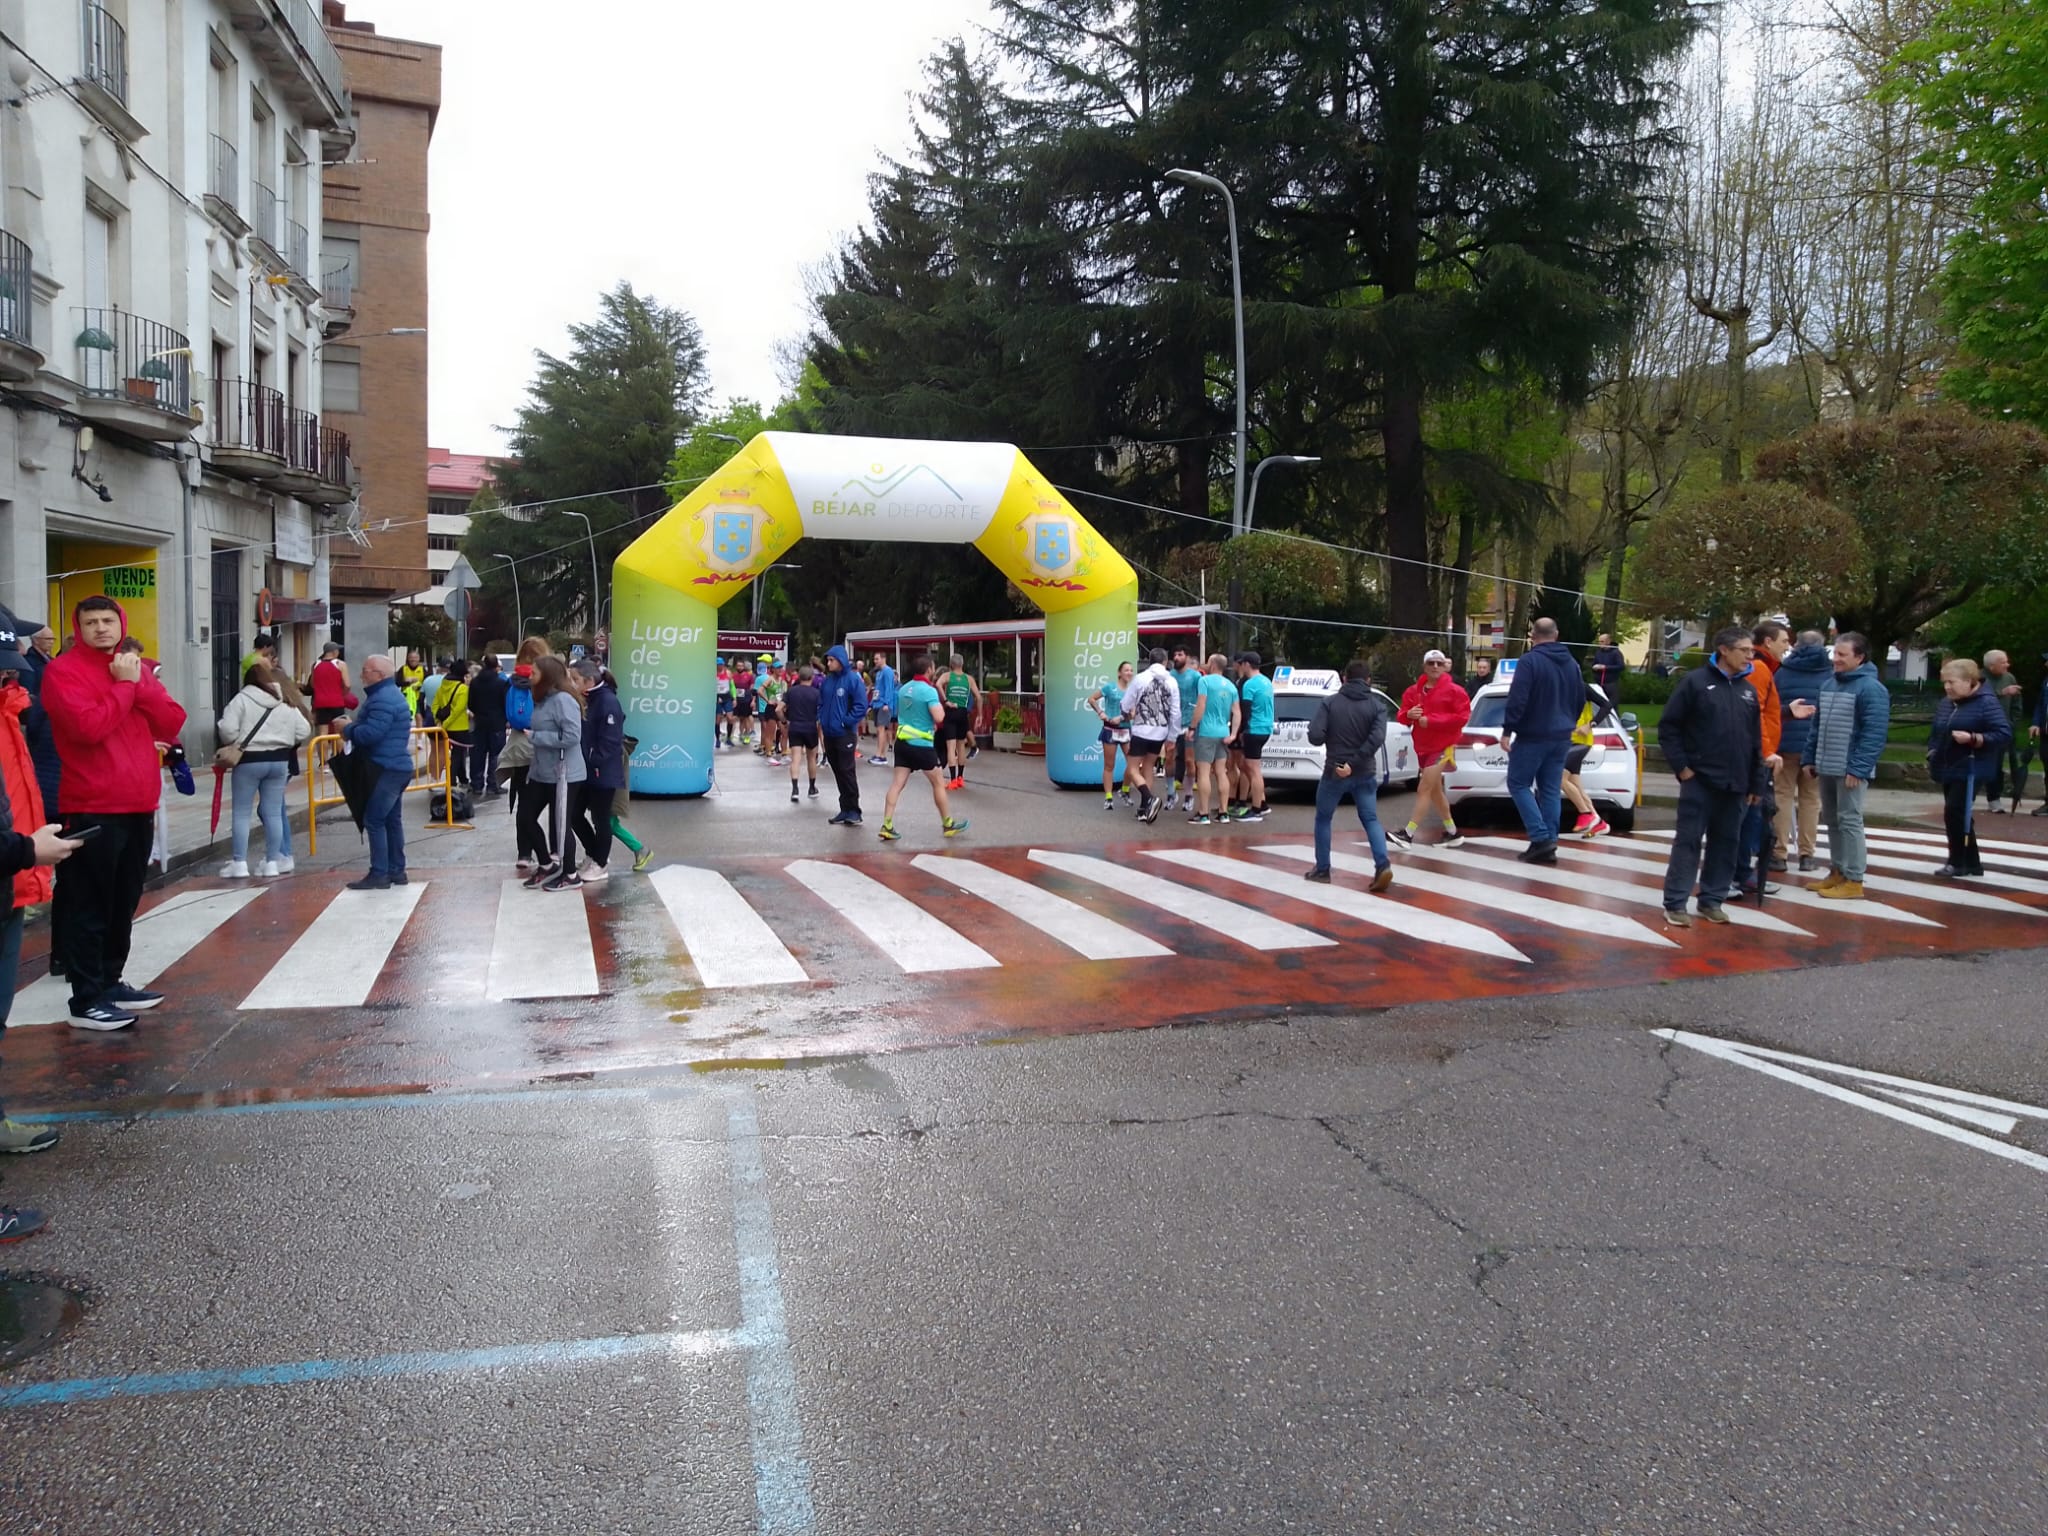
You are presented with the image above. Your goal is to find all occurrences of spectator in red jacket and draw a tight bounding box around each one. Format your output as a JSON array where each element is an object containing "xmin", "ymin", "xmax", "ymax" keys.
[
  {"xmin": 1391, "ymin": 649, "xmax": 1472, "ymax": 847},
  {"xmin": 309, "ymin": 642, "xmax": 358, "ymax": 729},
  {"xmin": 40, "ymin": 595, "xmax": 188, "ymax": 1031}
]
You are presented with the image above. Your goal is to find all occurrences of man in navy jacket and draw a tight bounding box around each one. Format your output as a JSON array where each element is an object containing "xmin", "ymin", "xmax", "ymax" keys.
[
  {"xmin": 819, "ymin": 646, "xmax": 869, "ymax": 825},
  {"xmin": 1657, "ymin": 627, "xmax": 1768, "ymax": 926},
  {"xmin": 1500, "ymin": 618, "xmax": 1587, "ymax": 864}
]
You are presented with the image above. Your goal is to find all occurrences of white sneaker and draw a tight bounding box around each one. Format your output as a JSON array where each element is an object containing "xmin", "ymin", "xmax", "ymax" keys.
[
  {"xmin": 582, "ymin": 864, "xmax": 610, "ymax": 883},
  {"xmin": 221, "ymin": 860, "xmax": 250, "ymax": 879},
  {"xmin": 516, "ymin": 858, "xmax": 535, "ymax": 872},
  {"xmin": 274, "ymin": 856, "xmax": 295, "ymax": 874},
  {"xmin": 258, "ymin": 861, "xmax": 280, "ymax": 878}
]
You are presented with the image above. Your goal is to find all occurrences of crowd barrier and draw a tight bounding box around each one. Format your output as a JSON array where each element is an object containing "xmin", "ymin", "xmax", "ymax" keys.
[{"xmin": 305, "ymin": 724, "xmax": 467, "ymax": 855}]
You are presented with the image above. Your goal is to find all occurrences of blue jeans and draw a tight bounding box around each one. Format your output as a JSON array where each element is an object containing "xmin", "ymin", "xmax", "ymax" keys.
[
  {"xmin": 231, "ymin": 759, "xmax": 290, "ymax": 865},
  {"xmin": 1507, "ymin": 737, "xmax": 1570, "ymax": 845},
  {"xmin": 365, "ymin": 766, "xmax": 410, "ymax": 880},
  {"xmin": 1315, "ymin": 772, "xmax": 1389, "ymax": 873},
  {"xmin": 1819, "ymin": 775, "xmax": 1867, "ymax": 880}
]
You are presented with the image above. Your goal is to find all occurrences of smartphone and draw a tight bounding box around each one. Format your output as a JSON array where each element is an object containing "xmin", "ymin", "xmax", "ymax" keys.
[{"xmin": 63, "ymin": 824, "xmax": 105, "ymax": 843}]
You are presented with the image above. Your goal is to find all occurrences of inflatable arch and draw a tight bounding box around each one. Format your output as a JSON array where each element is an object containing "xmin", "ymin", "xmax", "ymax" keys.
[{"xmin": 613, "ymin": 432, "xmax": 1139, "ymax": 795}]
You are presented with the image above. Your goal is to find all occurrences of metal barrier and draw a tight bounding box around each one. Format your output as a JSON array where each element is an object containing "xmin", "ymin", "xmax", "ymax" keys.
[{"xmin": 305, "ymin": 725, "xmax": 468, "ymax": 855}]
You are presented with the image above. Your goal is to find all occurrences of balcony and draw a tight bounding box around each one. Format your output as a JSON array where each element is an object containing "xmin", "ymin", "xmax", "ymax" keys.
[
  {"xmin": 72, "ymin": 307, "xmax": 200, "ymax": 441},
  {"xmin": 210, "ymin": 380, "xmax": 287, "ymax": 481},
  {"xmin": 318, "ymin": 259, "xmax": 354, "ymax": 337},
  {"xmin": 250, "ymin": 182, "xmax": 282, "ymax": 266},
  {"xmin": 284, "ymin": 219, "xmax": 319, "ymax": 302},
  {"xmin": 308, "ymin": 424, "xmax": 355, "ymax": 505},
  {"xmin": 76, "ymin": 3, "xmax": 144, "ymax": 141},
  {"xmin": 221, "ymin": 0, "xmax": 352, "ymax": 133},
  {"xmin": 0, "ymin": 231, "xmax": 43, "ymax": 384},
  {"xmin": 205, "ymin": 135, "xmax": 247, "ymax": 235}
]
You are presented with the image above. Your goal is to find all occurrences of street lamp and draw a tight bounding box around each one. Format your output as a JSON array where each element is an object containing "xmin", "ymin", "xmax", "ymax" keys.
[
  {"xmin": 710, "ymin": 432, "xmax": 745, "ymax": 446},
  {"xmin": 1245, "ymin": 455, "xmax": 1321, "ymax": 533},
  {"xmin": 1165, "ymin": 168, "xmax": 1247, "ymax": 539},
  {"xmin": 310, "ymin": 326, "xmax": 424, "ymax": 355},
  {"xmin": 492, "ymin": 551, "xmax": 522, "ymax": 642},
  {"xmin": 563, "ymin": 508, "xmax": 603, "ymax": 635},
  {"xmin": 753, "ymin": 562, "xmax": 801, "ymax": 629}
]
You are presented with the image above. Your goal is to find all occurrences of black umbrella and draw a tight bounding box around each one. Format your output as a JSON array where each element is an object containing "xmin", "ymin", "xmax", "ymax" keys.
[{"xmin": 326, "ymin": 745, "xmax": 373, "ymax": 837}]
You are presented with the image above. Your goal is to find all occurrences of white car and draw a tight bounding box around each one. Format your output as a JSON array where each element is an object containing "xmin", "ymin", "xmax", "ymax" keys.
[
  {"xmin": 1442, "ymin": 675, "xmax": 1640, "ymax": 833},
  {"xmin": 1260, "ymin": 667, "xmax": 1418, "ymax": 789}
]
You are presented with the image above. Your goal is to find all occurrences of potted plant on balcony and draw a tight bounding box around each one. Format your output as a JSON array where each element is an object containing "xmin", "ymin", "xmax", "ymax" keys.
[
  {"xmin": 75, "ymin": 325, "xmax": 115, "ymax": 351},
  {"xmin": 992, "ymin": 704, "xmax": 1024, "ymax": 753},
  {"xmin": 126, "ymin": 355, "xmax": 175, "ymax": 403}
]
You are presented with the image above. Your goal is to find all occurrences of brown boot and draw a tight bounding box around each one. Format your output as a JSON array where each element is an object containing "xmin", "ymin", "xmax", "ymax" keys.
[
  {"xmin": 1816, "ymin": 879, "xmax": 1864, "ymax": 900},
  {"xmin": 1813, "ymin": 868, "xmax": 1844, "ymax": 891}
]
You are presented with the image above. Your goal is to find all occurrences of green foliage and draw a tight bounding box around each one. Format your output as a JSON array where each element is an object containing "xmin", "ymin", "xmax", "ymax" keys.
[
  {"xmin": 1755, "ymin": 409, "xmax": 2048, "ymax": 658},
  {"xmin": 1893, "ymin": 0, "xmax": 2048, "ymax": 425},
  {"xmin": 1923, "ymin": 584, "xmax": 2048, "ymax": 689},
  {"xmin": 993, "ymin": 704, "xmax": 1024, "ymax": 733},
  {"xmin": 1213, "ymin": 533, "xmax": 1344, "ymax": 616},
  {"xmin": 1632, "ymin": 481, "xmax": 1871, "ymax": 629},
  {"xmin": 389, "ymin": 607, "xmax": 453, "ymax": 655},
  {"xmin": 468, "ymin": 282, "xmax": 709, "ymax": 631}
]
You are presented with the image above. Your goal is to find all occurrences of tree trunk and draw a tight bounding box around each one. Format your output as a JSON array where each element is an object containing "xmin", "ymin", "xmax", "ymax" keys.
[
  {"xmin": 1600, "ymin": 537, "xmax": 1628, "ymax": 639},
  {"xmin": 1449, "ymin": 500, "xmax": 1475, "ymax": 673},
  {"xmin": 1721, "ymin": 306, "xmax": 1750, "ymax": 486},
  {"xmin": 1382, "ymin": 383, "xmax": 1432, "ymax": 640}
]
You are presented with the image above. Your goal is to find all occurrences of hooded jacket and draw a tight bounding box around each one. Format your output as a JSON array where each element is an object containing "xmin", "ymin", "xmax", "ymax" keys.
[
  {"xmin": 218, "ymin": 682, "xmax": 314, "ymax": 764},
  {"xmin": 818, "ymin": 646, "xmax": 869, "ymax": 737},
  {"xmin": 1774, "ymin": 642, "xmax": 1831, "ymax": 759},
  {"xmin": 528, "ymin": 687, "xmax": 587, "ymax": 785},
  {"xmin": 1, "ymin": 683, "xmax": 53, "ymax": 908},
  {"xmin": 346, "ymin": 676, "xmax": 416, "ymax": 771},
  {"xmin": 581, "ymin": 678, "xmax": 627, "ymax": 790},
  {"xmin": 1501, "ymin": 641, "xmax": 1587, "ymax": 744},
  {"xmin": 1308, "ymin": 679, "xmax": 1388, "ymax": 780},
  {"xmin": 40, "ymin": 600, "xmax": 189, "ymax": 816},
  {"xmin": 1811, "ymin": 660, "xmax": 1890, "ymax": 780},
  {"xmin": 469, "ymin": 664, "xmax": 510, "ymax": 730},
  {"xmin": 1658, "ymin": 657, "xmax": 1768, "ymax": 797},
  {"xmin": 1927, "ymin": 685, "xmax": 2012, "ymax": 784},
  {"xmin": 1399, "ymin": 672, "xmax": 1472, "ymax": 760}
]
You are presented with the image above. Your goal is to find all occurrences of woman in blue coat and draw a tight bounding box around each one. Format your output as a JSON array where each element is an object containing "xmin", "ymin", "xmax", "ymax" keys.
[
  {"xmin": 1928, "ymin": 658, "xmax": 2012, "ymax": 878},
  {"xmin": 569, "ymin": 659, "xmax": 628, "ymax": 879}
]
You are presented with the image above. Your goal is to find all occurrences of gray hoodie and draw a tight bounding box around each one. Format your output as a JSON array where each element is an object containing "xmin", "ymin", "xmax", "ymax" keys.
[{"xmin": 528, "ymin": 689, "xmax": 587, "ymax": 785}]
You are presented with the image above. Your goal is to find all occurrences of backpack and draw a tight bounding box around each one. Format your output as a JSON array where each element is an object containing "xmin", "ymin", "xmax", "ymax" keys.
[
  {"xmin": 506, "ymin": 683, "xmax": 534, "ymax": 731},
  {"xmin": 1133, "ymin": 672, "xmax": 1174, "ymax": 733},
  {"xmin": 428, "ymin": 785, "xmax": 473, "ymax": 822}
]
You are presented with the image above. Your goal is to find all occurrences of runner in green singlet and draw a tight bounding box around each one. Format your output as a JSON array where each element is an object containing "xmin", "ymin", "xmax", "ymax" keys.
[{"xmin": 937, "ymin": 654, "xmax": 980, "ymax": 789}]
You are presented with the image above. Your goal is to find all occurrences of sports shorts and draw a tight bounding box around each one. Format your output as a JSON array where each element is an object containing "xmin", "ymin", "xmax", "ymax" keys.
[
  {"xmin": 1098, "ymin": 724, "xmax": 1129, "ymax": 746},
  {"xmin": 870, "ymin": 705, "xmax": 893, "ymax": 725},
  {"xmin": 1241, "ymin": 733, "xmax": 1270, "ymax": 761},
  {"xmin": 895, "ymin": 741, "xmax": 942, "ymax": 773},
  {"xmin": 1127, "ymin": 733, "xmax": 1168, "ymax": 763},
  {"xmin": 942, "ymin": 705, "xmax": 973, "ymax": 741},
  {"xmin": 716, "ymin": 696, "xmax": 734, "ymax": 715},
  {"xmin": 1194, "ymin": 734, "xmax": 1230, "ymax": 764},
  {"xmin": 789, "ymin": 728, "xmax": 819, "ymax": 750},
  {"xmin": 1564, "ymin": 744, "xmax": 1591, "ymax": 776}
]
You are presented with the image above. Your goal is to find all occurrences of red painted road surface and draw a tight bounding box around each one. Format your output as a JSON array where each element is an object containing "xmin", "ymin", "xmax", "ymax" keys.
[{"xmin": 6, "ymin": 829, "xmax": 2047, "ymax": 1115}]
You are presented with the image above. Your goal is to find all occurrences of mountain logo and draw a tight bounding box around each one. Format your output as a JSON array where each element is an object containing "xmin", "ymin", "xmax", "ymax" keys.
[{"xmin": 838, "ymin": 462, "xmax": 967, "ymax": 503}]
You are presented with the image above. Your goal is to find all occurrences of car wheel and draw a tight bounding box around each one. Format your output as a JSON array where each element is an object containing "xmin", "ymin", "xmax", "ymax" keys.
[{"xmin": 1601, "ymin": 800, "xmax": 1636, "ymax": 836}]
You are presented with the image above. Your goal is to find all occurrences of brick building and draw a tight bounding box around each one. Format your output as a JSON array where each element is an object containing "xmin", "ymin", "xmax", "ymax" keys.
[{"xmin": 318, "ymin": 0, "xmax": 438, "ymax": 660}]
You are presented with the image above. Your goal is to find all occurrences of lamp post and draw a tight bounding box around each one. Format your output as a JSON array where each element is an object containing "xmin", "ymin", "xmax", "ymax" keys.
[
  {"xmin": 492, "ymin": 552, "xmax": 522, "ymax": 643},
  {"xmin": 1165, "ymin": 168, "xmax": 1247, "ymax": 539},
  {"xmin": 753, "ymin": 562, "xmax": 801, "ymax": 630},
  {"xmin": 564, "ymin": 508, "xmax": 602, "ymax": 636},
  {"xmin": 309, "ymin": 326, "xmax": 425, "ymax": 355},
  {"xmin": 1244, "ymin": 455, "xmax": 1321, "ymax": 534}
]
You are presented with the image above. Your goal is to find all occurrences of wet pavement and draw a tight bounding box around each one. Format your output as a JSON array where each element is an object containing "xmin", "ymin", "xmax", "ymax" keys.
[{"xmin": 3, "ymin": 746, "xmax": 2046, "ymax": 1531}]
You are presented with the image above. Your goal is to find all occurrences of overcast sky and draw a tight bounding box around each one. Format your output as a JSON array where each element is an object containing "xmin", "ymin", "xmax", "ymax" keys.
[{"xmin": 357, "ymin": 0, "xmax": 996, "ymax": 453}]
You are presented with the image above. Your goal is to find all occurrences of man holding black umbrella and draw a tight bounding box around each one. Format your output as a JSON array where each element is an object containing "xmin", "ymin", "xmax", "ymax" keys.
[{"xmin": 339, "ymin": 655, "xmax": 414, "ymax": 890}]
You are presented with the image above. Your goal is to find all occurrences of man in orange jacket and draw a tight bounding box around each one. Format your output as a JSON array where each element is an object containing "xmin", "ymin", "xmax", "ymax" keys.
[
  {"xmin": 40, "ymin": 596, "xmax": 187, "ymax": 1031},
  {"xmin": 1735, "ymin": 619, "xmax": 1788, "ymax": 895}
]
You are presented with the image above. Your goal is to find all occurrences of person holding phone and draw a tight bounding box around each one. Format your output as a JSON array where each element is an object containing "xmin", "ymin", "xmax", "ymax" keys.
[{"xmin": 39, "ymin": 596, "xmax": 188, "ymax": 1031}]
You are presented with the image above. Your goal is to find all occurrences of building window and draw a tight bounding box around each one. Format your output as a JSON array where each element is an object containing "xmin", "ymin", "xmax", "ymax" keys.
[
  {"xmin": 427, "ymin": 534, "xmax": 463, "ymax": 552},
  {"xmin": 322, "ymin": 344, "xmax": 360, "ymax": 412}
]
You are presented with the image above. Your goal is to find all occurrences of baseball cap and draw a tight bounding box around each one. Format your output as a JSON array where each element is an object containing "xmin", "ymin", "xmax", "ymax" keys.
[
  {"xmin": 1422, "ymin": 648, "xmax": 1451, "ymax": 664},
  {"xmin": 1236, "ymin": 650, "xmax": 1261, "ymax": 669},
  {"xmin": 0, "ymin": 605, "xmax": 27, "ymax": 672}
]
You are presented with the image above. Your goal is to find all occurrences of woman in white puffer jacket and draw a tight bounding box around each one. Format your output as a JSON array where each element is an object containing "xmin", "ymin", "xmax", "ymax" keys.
[{"xmin": 218, "ymin": 662, "xmax": 313, "ymax": 877}]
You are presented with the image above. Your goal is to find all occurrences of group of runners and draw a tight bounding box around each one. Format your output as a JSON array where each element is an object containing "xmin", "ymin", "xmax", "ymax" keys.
[{"xmin": 1091, "ymin": 645, "xmax": 1277, "ymax": 825}]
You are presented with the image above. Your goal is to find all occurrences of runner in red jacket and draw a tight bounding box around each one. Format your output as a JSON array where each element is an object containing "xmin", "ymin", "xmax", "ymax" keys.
[
  {"xmin": 39, "ymin": 595, "xmax": 188, "ymax": 1030},
  {"xmin": 1392, "ymin": 649, "xmax": 1472, "ymax": 847}
]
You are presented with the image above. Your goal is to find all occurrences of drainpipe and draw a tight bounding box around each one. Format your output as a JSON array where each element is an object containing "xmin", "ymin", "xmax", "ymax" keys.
[{"xmin": 180, "ymin": 446, "xmax": 199, "ymax": 647}]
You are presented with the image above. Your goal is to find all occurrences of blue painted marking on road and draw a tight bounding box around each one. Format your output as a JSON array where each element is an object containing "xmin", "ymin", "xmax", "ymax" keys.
[
  {"xmin": 17, "ymin": 1083, "xmax": 676, "ymax": 1126},
  {"xmin": 726, "ymin": 1090, "xmax": 817, "ymax": 1535},
  {"xmin": 0, "ymin": 1327, "xmax": 742, "ymax": 1409}
]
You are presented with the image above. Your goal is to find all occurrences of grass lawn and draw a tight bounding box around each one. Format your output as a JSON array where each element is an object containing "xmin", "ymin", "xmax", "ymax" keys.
[{"xmin": 1627, "ymin": 700, "xmax": 1930, "ymax": 759}]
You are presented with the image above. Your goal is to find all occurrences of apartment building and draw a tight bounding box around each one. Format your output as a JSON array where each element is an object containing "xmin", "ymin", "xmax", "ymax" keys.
[
  {"xmin": 319, "ymin": 2, "xmax": 437, "ymax": 658},
  {"xmin": 418, "ymin": 445, "xmax": 496, "ymax": 609},
  {"xmin": 0, "ymin": 0, "xmax": 365, "ymax": 733}
]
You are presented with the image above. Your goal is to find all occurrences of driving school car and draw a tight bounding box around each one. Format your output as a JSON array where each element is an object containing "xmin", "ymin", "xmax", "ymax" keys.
[
  {"xmin": 1441, "ymin": 663, "xmax": 1640, "ymax": 833},
  {"xmin": 1261, "ymin": 667, "xmax": 1418, "ymax": 788}
]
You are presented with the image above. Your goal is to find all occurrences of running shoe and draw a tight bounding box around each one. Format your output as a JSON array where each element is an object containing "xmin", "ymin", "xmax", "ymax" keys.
[
  {"xmin": 942, "ymin": 818, "xmax": 968, "ymax": 837},
  {"xmin": 1186, "ymin": 813, "xmax": 1212, "ymax": 825},
  {"xmin": 868, "ymin": 755, "xmax": 889, "ymax": 766},
  {"xmin": 1387, "ymin": 826, "xmax": 1414, "ymax": 847},
  {"xmin": 1573, "ymin": 812, "xmax": 1597, "ymax": 834},
  {"xmin": 791, "ymin": 789, "xmax": 800, "ymax": 803},
  {"xmin": 808, "ymin": 783, "xmax": 820, "ymax": 798},
  {"xmin": 878, "ymin": 820, "xmax": 901, "ymax": 841},
  {"xmin": 108, "ymin": 984, "xmax": 164, "ymax": 1011},
  {"xmin": 68, "ymin": 999, "xmax": 136, "ymax": 1031},
  {"xmin": 633, "ymin": 846, "xmax": 655, "ymax": 873},
  {"xmin": 0, "ymin": 1205, "xmax": 46, "ymax": 1243},
  {"xmin": 1581, "ymin": 818, "xmax": 1610, "ymax": 839},
  {"xmin": 1441, "ymin": 830, "xmax": 1466, "ymax": 847},
  {"xmin": 522, "ymin": 863, "xmax": 557, "ymax": 889},
  {"xmin": 0, "ymin": 1119, "xmax": 60, "ymax": 1154},
  {"xmin": 949, "ymin": 776, "xmax": 965, "ymax": 791},
  {"xmin": 542, "ymin": 870, "xmax": 583, "ymax": 892},
  {"xmin": 1104, "ymin": 797, "xmax": 1116, "ymax": 811},
  {"xmin": 582, "ymin": 865, "xmax": 610, "ymax": 884},
  {"xmin": 1244, "ymin": 807, "xmax": 1267, "ymax": 822},
  {"xmin": 1141, "ymin": 797, "xmax": 1162, "ymax": 825}
]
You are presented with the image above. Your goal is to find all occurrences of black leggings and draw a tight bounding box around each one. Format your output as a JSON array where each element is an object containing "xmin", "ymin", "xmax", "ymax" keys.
[
  {"xmin": 574, "ymin": 785, "xmax": 617, "ymax": 870},
  {"xmin": 515, "ymin": 771, "xmax": 552, "ymax": 864},
  {"xmin": 1943, "ymin": 779, "xmax": 1984, "ymax": 872}
]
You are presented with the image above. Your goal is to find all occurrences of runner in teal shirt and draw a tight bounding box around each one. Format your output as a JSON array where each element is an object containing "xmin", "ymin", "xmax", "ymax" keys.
[
  {"xmin": 1091, "ymin": 660, "xmax": 1135, "ymax": 807},
  {"xmin": 1234, "ymin": 652, "xmax": 1277, "ymax": 820}
]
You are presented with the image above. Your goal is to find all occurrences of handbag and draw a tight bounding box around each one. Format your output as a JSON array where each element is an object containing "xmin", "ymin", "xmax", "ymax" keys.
[{"xmin": 215, "ymin": 704, "xmax": 278, "ymax": 768}]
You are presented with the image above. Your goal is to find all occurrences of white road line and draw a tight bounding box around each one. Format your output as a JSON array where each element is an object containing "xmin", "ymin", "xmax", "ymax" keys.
[
  {"xmin": 1870, "ymin": 1090, "xmax": 2019, "ymax": 1136},
  {"xmin": 9, "ymin": 887, "xmax": 268, "ymax": 1027},
  {"xmin": 911, "ymin": 855, "xmax": 1172, "ymax": 961},
  {"xmin": 650, "ymin": 865, "xmax": 807, "ymax": 988},
  {"xmin": 1814, "ymin": 825, "xmax": 2048, "ymax": 860},
  {"xmin": 788, "ymin": 859, "xmax": 1000, "ymax": 974},
  {"xmin": 1828, "ymin": 846, "xmax": 2048, "ymax": 897},
  {"xmin": 241, "ymin": 883, "xmax": 427, "ymax": 1010},
  {"xmin": 1606, "ymin": 833, "xmax": 2040, "ymax": 916},
  {"xmin": 1553, "ymin": 837, "xmax": 1940, "ymax": 926},
  {"xmin": 1148, "ymin": 848, "xmax": 1529, "ymax": 963},
  {"xmin": 1657, "ymin": 1028, "xmax": 2048, "ymax": 1176},
  {"xmin": 1027, "ymin": 849, "xmax": 1335, "ymax": 951},
  {"xmin": 1250, "ymin": 844, "xmax": 1676, "ymax": 948},
  {"xmin": 487, "ymin": 878, "xmax": 601, "ymax": 1000},
  {"xmin": 1407, "ymin": 841, "xmax": 1810, "ymax": 934}
]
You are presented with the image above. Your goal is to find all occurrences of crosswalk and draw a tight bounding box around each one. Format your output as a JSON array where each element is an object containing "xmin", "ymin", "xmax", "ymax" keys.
[{"xmin": 9, "ymin": 829, "xmax": 2047, "ymax": 1024}]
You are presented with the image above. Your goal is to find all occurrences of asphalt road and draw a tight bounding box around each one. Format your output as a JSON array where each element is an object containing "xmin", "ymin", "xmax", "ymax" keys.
[{"xmin": 2, "ymin": 747, "xmax": 2044, "ymax": 1533}]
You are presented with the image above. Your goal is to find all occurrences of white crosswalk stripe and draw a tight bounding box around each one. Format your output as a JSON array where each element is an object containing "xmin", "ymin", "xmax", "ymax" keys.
[
  {"xmin": 1559, "ymin": 837, "xmax": 1942, "ymax": 926},
  {"xmin": 488, "ymin": 878, "xmax": 601, "ymax": 1000},
  {"xmin": 8, "ymin": 887, "xmax": 267, "ymax": 1028},
  {"xmin": 911, "ymin": 854, "xmax": 1172, "ymax": 961},
  {"xmin": 241, "ymin": 882, "xmax": 427, "ymax": 1009},
  {"xmin": 1250, "ymin": 845, "xmax": 1678, "ymax": 948},
  {"xmin": 1405, "ymin": 840, "xmax": 1811, "ymax": 934},
  {"xmin": 1812, "ymin": 825, "xmax": 2048, "ymax": 860},
  {"xmin": 1027, "ymin": 849, "xmax": 1335, "ymax": 951},
  {"xmin": 1652, "ymin": 824, "xmax": 2048, "ymax": 881},
  {"xmin": 649, "ymin": 865, "xmax": 807, "ymax": 988},
  {"xmin": 789, "ymin": 859, "xmax": 1000, "ymax": 974},
  {"xmin": 1620, "ymin": 833, "xmax": 2042, "ymax": 916},
  {"xmin": 1148, "ymin": 848, "xmax": 1530, "ymax": 963}
]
